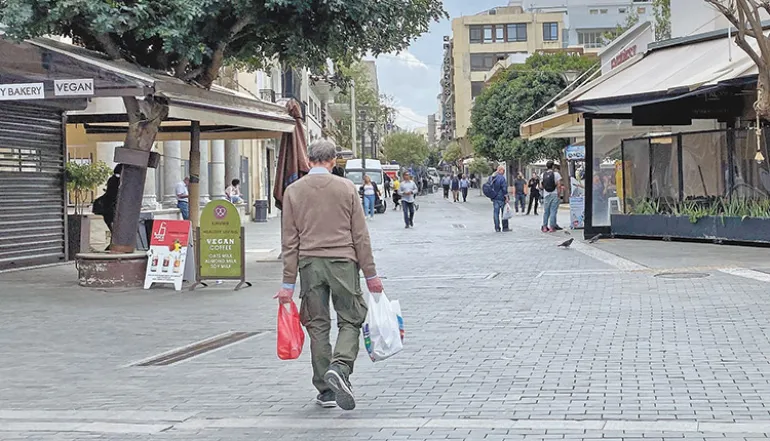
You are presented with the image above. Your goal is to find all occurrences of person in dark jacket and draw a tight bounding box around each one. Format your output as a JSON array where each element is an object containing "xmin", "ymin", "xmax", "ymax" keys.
[
  {"xmin": 451, "ymin": 174, "xmax": 461, "ymax": 202},
  {"xmin": 527, "ymin": 172, "xmax": 540, "ymax": 215},
  {"xmin": 491, "ymin": 165, "xmax": 510, "ymax": 232},
  {"xmin": 102, "ymin": 165, "xmax": 122, "ymax": 232},
  {"xmin": 100, "ymin": 164, "xmax": 122, "ymax": 251}
]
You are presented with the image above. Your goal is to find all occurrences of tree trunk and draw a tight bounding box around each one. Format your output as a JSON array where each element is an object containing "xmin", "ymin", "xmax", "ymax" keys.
[{"xmin": 110, "ymin": 96, "xmax": 168, "ymax": 254}]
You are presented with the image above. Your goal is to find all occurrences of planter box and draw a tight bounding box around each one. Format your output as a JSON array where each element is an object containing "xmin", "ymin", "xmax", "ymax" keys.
[
  {"xmin": 611, "ymin": 214, "xmax": 715, "ymax": 240},
  {"xmin": 611, "ymin": 214, "xmax": 770, "ymax": 244},
  {"xmin": 67, "ymin": 214, "xmax": 91, "ymax": 260},
  {"xmin": 715, "ymin": 216, "xmax": 770, "ymax": 243}
]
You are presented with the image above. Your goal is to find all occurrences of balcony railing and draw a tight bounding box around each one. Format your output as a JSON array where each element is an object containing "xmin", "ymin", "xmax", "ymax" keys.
[{"xmin": 259, "ymin": 89, "xmax": 276, "ymax": 103}]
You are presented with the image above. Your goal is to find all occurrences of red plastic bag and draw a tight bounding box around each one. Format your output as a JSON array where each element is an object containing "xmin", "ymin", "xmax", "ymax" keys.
[{"xmin": 277, "ymin": 301, "xmax": 305, "ymax": 360}]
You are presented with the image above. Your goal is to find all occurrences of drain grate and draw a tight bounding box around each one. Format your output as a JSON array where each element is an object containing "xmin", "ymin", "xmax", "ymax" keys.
[
  {"xmin": 452, "ymin": 223, "xmax": 467, "ymax": 229},
  {"xmin": 655, "ymin": 272, "xmax": 710, "ymax": 280},
  {"xmin": 133, "ymin": 331, "xmax": 262, "ymax": 366}
]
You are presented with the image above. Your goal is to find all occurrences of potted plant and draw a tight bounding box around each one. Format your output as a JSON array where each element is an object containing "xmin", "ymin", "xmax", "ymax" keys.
[{"xmin": 65, "ymin": 160, "xmax": 112, "ymax": 259}]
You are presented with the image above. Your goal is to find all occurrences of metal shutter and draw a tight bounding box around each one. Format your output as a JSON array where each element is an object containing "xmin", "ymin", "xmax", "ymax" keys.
[{"xmin": 0, "ymin": 103, "xmax": 65, "ymax": 270}]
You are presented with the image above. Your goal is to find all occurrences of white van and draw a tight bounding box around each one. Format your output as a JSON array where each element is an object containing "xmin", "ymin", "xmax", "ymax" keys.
[{"xmin": 344, "ymin": 159, "xmax": 387, "ymax": 212}]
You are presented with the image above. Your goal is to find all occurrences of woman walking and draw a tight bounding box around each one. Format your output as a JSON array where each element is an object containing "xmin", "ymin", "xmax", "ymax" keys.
[
  {"xmin": 451, "ymin": 174, "xmax": 460, "ymax": 202},
  {"xmin": 459, "ymin": 174, "xmax": 469, "ymax": 202},
  {"xmin": 360, "ymin": 175, "xmax": 378, "ymax": 220}
]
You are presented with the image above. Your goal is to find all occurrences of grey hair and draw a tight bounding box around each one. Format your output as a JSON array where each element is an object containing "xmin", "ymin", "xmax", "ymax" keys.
[{"xmin": 307, "ymin": 139, "xmax": 337, "ymax": 163}]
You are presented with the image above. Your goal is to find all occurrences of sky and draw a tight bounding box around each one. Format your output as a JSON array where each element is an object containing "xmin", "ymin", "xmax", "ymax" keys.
[{"xmin": 371, "ymin": 0, "xmax": 508, "ymax": 130}]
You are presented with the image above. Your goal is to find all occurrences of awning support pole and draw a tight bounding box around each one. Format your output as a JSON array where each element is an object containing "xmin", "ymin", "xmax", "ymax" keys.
[
  {"xmin": 189, "ymin": 120, "xmax": 201, "ymax": 231},
  {"xmin": 726, "ymin": 120, "xmax": 736, "ymax": 199},
  {"xmin": 677, "ymin": 133, "xmax": 684, "ymax": 202},
  {"xmin": 584, "ymin": 116, "xmax": 595, "ymax": 239}
]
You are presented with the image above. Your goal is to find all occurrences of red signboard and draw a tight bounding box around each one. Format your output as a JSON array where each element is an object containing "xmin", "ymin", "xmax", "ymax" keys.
[
  {"xmin": 611, "ymin": 45, "xmax": 637, "ymax": 70},
  {"xmin": 144, "ymin": 220, "xmax": 191, "ymax": 291}
]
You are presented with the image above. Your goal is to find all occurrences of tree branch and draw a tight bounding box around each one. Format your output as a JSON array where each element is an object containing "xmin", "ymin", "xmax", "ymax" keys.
[
  {"xmin": 94, "ymin": 33, "xmax": 123, "ymax": 61},
  {"xmin": 198, "ymin": 16, "xmax": 253, "ymax": 88},
  {"xmin": 175, "ymin": 57, "xmax": 190, "ymax": 79}
]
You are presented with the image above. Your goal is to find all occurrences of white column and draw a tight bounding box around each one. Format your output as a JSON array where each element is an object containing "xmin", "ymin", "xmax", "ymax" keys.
[
  {"xmin": 199, "ymin": 140, "xmax": 210, "ymax": 205},
  {"xmin": 210, "ymin": 140, "xmax": 226, "ymax": 200},
  {"xmin": 142, "ymin": 165, "xmax": 161, "ymax": 210},
  {"xmin": 162, "ymin": 141, "xmax": 182, "ymax": 207},
  {"xmin": 95, "ymin": 142, "xmax": 120, "ymax": 169},
  {"xmin": 225, "ymin": 139, "xmax": 240, "ymax": 188}
]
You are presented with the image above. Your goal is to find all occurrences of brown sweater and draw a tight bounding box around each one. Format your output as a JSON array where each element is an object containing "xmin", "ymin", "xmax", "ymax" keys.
[{"xmin": 281, "ymin": 172, "xmax": 377, "ymax": 284}]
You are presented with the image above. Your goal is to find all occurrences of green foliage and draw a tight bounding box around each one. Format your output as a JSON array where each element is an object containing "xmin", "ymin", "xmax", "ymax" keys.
[
  {"xmin": 382, "ymin": 132, "xmax": 430, "ymax": 166},
  {"xmin": 630, "ymin": 198, "xmax": 660, "ymax": 215},
  {"xmin": 468, "ymin": 158, "xmax": 493, "ymax": 178},
  {"xmin": 443, "ymin": 142, "xmax": 463, "ymax": 165},
  {"xmin": 469, "ymin": 69, "xmax": 568, "ymax": 163},
  {"xmin": 653, "ymin": 0, "xmax": 671, "ymax": 41},
  {"xmin": 0, "ymin": 0, "xmax": 447, "ymax": 88},
  {"xmin": 426, "ymin": 149, "xmax": 442, "ymax": 168},
  {"xmin": 630, "ymin": 197, "xmax": 770, "ymax": 221},
  {"xmin": 602, "ymin": 10, "xmax": 640, "ymax": 44},
  {"xmin": 524, "ymin": 52, "xmax": 598, "ymax": 74},
  {"xmin": 65, "ymin": 161, "xmax": 112, "ymax": 215},
  {"xmin": 469, "ymin": 52, "xmax": 597, "ymax": 164}
]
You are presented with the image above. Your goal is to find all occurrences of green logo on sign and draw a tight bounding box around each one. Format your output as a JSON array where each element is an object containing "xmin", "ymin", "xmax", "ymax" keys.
[{"xmin": 199, "ymin": 200, "xmax": 242, "ymax": 279}]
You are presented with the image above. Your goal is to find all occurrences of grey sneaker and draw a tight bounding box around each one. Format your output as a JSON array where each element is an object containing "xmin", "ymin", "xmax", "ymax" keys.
[
  {"xmin": 315, "ymin": 390, "xmax": 336, "ymax": 408},
  {"xmin": 324, "ymin": 365, "xmax": 355, "ymax": 410}
]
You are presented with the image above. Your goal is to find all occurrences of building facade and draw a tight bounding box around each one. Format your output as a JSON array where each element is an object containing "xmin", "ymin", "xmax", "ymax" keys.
[{"xmin": 450, "ymin": 3, "xmax": 565, "ymax": 143}]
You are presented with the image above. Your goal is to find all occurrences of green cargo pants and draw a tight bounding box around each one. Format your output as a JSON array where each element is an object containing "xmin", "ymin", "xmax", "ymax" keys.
[{"xmin": 298, "ymin": 257, "xmax": 368, "ymax": 393}]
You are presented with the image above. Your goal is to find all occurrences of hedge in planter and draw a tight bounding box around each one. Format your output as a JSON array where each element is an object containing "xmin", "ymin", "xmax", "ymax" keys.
[{"xmin": 65, "ymin": 161, "xmax": 112, "ymax": 259}]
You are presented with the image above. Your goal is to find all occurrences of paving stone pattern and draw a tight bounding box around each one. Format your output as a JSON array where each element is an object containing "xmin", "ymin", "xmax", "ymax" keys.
[{"xmin": 3, "ymin": 193, "xmax": 770, "ymax": 440}]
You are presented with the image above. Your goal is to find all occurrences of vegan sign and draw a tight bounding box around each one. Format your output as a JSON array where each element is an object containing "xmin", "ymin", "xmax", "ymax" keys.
[{"xmin": 199, "ymin": 200, "xmax": 242, "ymax": 279}]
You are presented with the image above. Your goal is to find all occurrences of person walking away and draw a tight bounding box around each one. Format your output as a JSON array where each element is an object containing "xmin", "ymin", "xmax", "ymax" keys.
[
  {"xmin": 400, "ymin": 171, "xmax": 418, "ymax": 228},
  {"xmin": 225, "ymin": 178, "xmax": 244, "ymax": 204},
  {"xmin": 527, "ymin": 172, "xmax": 540, "ymax": 215},
  {"xmin": 441, "ymin": 175, "xmax": 451, "ymax": 199},
  {"xmin": 540, "ymin": 161, "xmax": 562, "ymax": 232},
  {"xmin": 360, "ymin": 175, "xmax": 378, "ymax": 220},
  {"xmin": 491, "ymin": 166, "xmax": 510, "ymax": 232},
  {"xmin": 275, "ymin": 139, "xmax": 384, "ymax": 411},
  {"xmin": 176, "ymin": 177, "xmax": 190, "ymax": 220},
  {"xmin": 513, "ymin": 173, "xmax": 527, "ymax": 214},
  {"xmin": 383, "ymin": 174, "xmax": 392, "ymax": 198},
  {"xmin": 459, "ymin": 174, "xmax": 470, "ymax": 202},
  {"xmin": 451, "ymin": 174, "xmax": 461, "ymax": 202},
  {"xmin": 392, "ymin": 176, "xmax": 401, "ymax": 210}
]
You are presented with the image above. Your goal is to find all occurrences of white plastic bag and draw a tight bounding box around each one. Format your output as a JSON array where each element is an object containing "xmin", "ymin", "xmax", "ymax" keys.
[
  {"xmin": 362, "ymin": 291, "xmax": 403, "ymax": 362},
  {"xmin": 502, "ymin": 202, "xmax": 513, "ymax": 220}
]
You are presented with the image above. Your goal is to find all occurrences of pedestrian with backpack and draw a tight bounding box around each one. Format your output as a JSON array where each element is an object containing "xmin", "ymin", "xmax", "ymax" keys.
[
  {"xmin": 483, "ymin": 165, "xmax": 511, "ymax": 232},
  {"xmin": 540, "ymin": 160, "xmax": 562, "ymax": 232}
]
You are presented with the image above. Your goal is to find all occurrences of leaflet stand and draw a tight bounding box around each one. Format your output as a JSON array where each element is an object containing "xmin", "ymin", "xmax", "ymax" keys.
[{"xmin": 190, "ymin": 227, "xmax": 252, "ymax": 291}]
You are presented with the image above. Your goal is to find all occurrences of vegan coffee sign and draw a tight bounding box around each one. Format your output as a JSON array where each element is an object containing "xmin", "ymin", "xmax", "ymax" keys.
[
  {"xmin": 198, "ymin": 200, "xmax": 244, "ymax": 280},
  {"xmin": 0, "ymin": 78, "xmax": 94, "ymax": 101}
]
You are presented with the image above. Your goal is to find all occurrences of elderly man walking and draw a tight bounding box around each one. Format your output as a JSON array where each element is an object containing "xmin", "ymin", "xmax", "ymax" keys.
[{"xmin": 275, "ymin": 139, "xmax": 384, "ymax": 411}]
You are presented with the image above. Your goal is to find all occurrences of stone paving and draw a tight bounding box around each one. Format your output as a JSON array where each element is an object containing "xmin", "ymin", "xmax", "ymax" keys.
[{"xmin": 3, "ymin": 192, "xmax": 770, "ymax": 440}]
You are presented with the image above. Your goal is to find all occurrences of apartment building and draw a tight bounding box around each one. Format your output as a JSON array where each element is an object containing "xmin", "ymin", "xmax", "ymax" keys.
[{"xmin": 450, "ymin": 2, "xmax": 565, "ymax": 147}]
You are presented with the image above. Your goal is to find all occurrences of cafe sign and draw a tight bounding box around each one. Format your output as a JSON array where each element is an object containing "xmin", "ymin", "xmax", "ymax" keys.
[
  {"xmin": 54, "ymin": 79, "xmax": 94, "ymax": 96},
  {"xmin": 0, "ymin": 82, "xmax": 44, "ymax": 100},
  {"xmin": 191, "ymin": 200, "xmax": 252, "ymax": 291}
]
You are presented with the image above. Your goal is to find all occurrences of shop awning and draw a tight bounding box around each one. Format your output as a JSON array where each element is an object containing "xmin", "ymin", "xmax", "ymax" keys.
[
  {"xmin": 568, "ymin": 27, "xmax": 762, "ymax": 115},
  {"xmin": 25, "ymin": 38, "xmax": 295, "ymax": 136}
]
